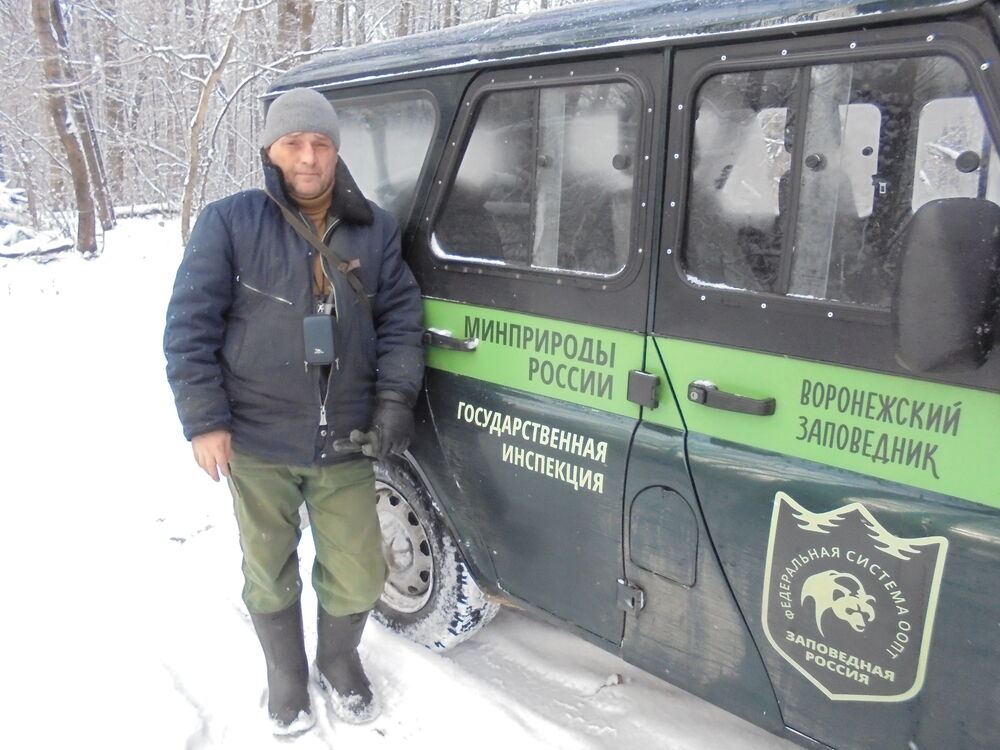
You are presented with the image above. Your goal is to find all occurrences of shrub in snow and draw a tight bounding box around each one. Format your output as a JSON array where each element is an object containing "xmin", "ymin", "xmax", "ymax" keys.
[
  {"xmin": 0, "ymin": 180, "xmax": 27, "ymax": 212},
  {"xmin": 0, "ymin": 180, "xmax": 74, "ymax": 257}
]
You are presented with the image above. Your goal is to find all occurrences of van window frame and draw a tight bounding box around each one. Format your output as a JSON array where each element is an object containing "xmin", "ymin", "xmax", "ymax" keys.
[
  {"xmin": 656, "ymin": 21, "xmax": 1000, "ymax": 391},
  {"xmin": 425, "ymin": 59, "xmax": 655, "ymax": 291}
]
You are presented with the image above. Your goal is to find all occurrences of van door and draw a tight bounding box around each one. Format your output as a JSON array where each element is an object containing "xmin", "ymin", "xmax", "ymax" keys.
[
  {"xmin": 410, "ymin": 56, "xmax": 662, "ymax": 644},
  {"xmin": 650, "ymin": 25, "xmax": 1000, "ymax": 750}
]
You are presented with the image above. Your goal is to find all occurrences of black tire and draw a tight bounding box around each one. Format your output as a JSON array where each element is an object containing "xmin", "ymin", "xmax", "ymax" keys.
[{"xmin": 373, "ymin": 459, "xmax": 499, "ymax": 651}]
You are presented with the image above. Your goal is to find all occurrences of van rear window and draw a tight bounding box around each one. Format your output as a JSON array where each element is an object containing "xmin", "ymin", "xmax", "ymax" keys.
[{"xmin": 334, "ymin": 91, "xmax": 437, "ymax": 224}]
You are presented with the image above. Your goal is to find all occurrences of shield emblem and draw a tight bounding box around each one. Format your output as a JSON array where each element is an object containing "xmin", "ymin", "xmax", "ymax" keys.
[{"xmin": 761, "ymin": 491, "xmax": 948, "ymax": 701}]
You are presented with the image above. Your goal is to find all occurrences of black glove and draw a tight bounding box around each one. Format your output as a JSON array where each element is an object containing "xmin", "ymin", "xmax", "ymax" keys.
[{"xmin": 350, "ymin": 391, "xmax": 414, "ymax": 460}]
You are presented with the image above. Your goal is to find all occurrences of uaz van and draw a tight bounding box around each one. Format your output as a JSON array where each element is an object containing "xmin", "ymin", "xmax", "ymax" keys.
[{"xmin": 268, "ymin": 1, "xmax": 1000, "ymax": 747}]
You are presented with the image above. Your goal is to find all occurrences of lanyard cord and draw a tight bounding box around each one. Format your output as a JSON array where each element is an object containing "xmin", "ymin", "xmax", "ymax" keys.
[{"xmin": 266, "ymin": 190, "xmax": 372, "ymax": 317}]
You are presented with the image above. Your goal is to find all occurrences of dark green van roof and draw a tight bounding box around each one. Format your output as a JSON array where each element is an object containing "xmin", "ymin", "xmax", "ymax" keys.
[{"xmin": 273, "ymin": 0, "xmax": 984, "ymax": 93}]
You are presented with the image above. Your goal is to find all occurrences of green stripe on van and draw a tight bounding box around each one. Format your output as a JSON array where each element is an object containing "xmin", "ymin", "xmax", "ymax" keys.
[
  {"xmin": 657, "ymin": 337, "xmax": 1000, "ymax": 510},
  {"xmin": 423, "ymin": 299, "xmax": 656, "ymax": 420}
]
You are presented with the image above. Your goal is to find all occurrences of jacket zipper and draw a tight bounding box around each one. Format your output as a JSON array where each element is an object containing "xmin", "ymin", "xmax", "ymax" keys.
[
  {"xmin": 312, "ymin": 216, "xmax": 342, "ymax": 433},
  {"xmin": 318, "ymin": 217, "xmax": 342, "ymax": 319}
]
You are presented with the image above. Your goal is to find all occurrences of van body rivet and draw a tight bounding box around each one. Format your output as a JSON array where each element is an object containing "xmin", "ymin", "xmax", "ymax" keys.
[
  {"xmin": 641, "ymin": 202, "xmax": 647, "ymax": 208},
  {"xmin": 721, "ymin": 54, "xmax": 727, "ymax": 61},
  {"xmin": 827, "ymin": 311, "xmax": 834, "ymax": 318},
  {"xmin": 781, "ymin": 49, "xmax": 788, "ymax": 56},
  {"xmin": 981, "ymin": 62, "xmax": 992, "ymax": 70},
  {"xmin": 700, "ymin": 295, "xmax": 706, "ymax": 301},
  {"xmin": 666, "ymin": 248, "xmax": 673, "ymax": 255},
  {"xmin": 670, "ymin": 201, "xmax": 676, "ymax": 207},
  {"xmin": 926, "ymin": 34, "xmax": 936, "ymax": 42},
  {"xmin": 761, "ymin": 303, "xmax": 767, "ymax": 309},
  {"xmin": 678, "ymin": 103, "xmax": 684, "ymax": 110}
]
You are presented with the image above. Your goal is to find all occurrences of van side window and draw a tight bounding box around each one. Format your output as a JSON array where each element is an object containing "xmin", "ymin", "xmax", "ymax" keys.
[
  {"xmin": 684, "ymin": 68, "xmax": 797, "ymax": 294},
  {"xmin": 334, "ymin": 92, "xmax": 437, "ymax": 223},
  {"xmin": 434, "ymin": 81, "xmax": 640, "ymax": 276},
  {"xmin": 683, "ymin": 56, "xmax": 997, "ymax": 309}
]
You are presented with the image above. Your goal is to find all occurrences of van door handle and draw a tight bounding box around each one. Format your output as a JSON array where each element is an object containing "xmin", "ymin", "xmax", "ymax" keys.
[
  {"xmin": 423, "ymin": 328, "xmax": 479, "ymax": 351},
  {"xmin": 687, "ymin": 382, "xmax": 775, "ymax": 416}
]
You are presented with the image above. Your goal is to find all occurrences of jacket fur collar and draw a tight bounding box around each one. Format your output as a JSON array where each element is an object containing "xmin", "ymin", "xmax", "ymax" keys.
[{"xmin": 260, "ymin": 149, "xmax": 375, "ymax": 226}]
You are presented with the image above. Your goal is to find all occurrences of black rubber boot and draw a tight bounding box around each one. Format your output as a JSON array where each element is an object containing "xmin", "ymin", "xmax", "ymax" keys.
[
  {"xmin": 315, "ymin": 607, "xmax": 381, "ymax": 724},
  {"xmin": 248, "ymin": 601, "xmax": 315, "ymax": 735}
]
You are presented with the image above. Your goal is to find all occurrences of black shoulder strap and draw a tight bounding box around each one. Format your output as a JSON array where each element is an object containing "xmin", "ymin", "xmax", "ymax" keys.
[{"xmin": 266, "ymin": 190, "xmax": 372, "ymax": 316}]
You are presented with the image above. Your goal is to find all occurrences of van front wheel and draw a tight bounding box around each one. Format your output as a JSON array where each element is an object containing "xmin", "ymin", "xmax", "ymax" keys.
[{"xmin": 373, "ymin": 459, "xmax": 499, "ymax": 650}]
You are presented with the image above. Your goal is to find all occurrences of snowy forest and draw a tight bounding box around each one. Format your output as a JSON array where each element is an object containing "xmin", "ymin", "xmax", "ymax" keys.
[{"xmin": 0, "ymin": 0, "xmax": 583, "ymax": 256}]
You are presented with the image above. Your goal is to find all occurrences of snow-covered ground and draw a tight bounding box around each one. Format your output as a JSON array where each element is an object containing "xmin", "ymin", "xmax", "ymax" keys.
[{"xmin": 0, "ymin": 218, "xmax": 796, "ymax": 749}]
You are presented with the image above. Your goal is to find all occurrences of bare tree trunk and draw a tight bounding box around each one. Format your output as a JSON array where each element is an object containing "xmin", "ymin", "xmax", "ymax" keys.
[
  {"xmin": 397, "ymin": 1, "xmax": 411, "ymax": 36},
  {"xmin": 95, "ymin": 0, "xmax": 125, "ymax": 195},
  {"xmin": 180, "ymin": 34, "xmax": 237, "ymax": 243},
  {"xmin": 11, "ymin": 141, "xmax": 41, "ymax": 230},
  {"xmin": 333, "ymin": 0, "xmax": 345, "ymax": 46},
  {"xmin": 50, "ymin": 0, "xmax": 115, "ymax": 231},
  {"xmin": 487, "ymin": 0, "xmax": 500, "ymax": 19},
  {"xmin": 278, "ymin": 0, "xmax": 295, "ymax": 53},
  {"xmin": 353, "ymin": 0, "xmax": 367, "ymax": 45},
  {"xmin": 74, "ymin": 96, "xmax": 115, "ymax": 229},
  {"xmin": 276, "ymin": 0, "xmax": 314, "ymax": 54},
  {"xmin": 31, "ymin": 0, "xmax": 97, "ymax": 256},
  {"xmin": 300, "ymin": 0, "xmax": 315, "ymax": 52},
  {"xmin": 101, "ymin": 12, "xmax": 127, "ymax": 197}
]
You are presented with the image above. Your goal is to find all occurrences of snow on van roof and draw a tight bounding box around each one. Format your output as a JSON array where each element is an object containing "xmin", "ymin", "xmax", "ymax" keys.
[{"xmin": 272, "ymin": 0, "xmax": 980, "ymax": 93}]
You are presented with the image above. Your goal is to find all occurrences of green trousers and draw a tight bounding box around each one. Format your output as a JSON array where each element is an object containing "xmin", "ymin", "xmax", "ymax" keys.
[{"xmin": 227, "ymin": 448, "xmax": 387, "ymax": 616}]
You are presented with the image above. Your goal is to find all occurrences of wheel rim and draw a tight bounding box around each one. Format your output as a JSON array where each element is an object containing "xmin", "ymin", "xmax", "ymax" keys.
[{"xmin": 375, "ymin": 480, "xmax": 434, "ymax": 614}]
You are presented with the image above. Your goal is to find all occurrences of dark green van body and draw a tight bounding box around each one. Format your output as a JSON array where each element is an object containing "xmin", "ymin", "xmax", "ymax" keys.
[{"xmin": 273, "ymin": 2, "xmax": 1000, "ymax": 747}]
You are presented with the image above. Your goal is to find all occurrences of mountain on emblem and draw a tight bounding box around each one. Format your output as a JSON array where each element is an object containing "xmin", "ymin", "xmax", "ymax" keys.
[{"xmin": 761, "ymin": 492, "xmax": 948, "ymax": 702}]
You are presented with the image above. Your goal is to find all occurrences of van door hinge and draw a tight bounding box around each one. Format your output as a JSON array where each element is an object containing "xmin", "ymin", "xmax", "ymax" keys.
[
  {"xmin": 627, "ymin": 370, "xmax": 659, "ymax": 409},
  {"xmin": 617, "ymin": 578, "xmax": 645, "ymax": 613}
]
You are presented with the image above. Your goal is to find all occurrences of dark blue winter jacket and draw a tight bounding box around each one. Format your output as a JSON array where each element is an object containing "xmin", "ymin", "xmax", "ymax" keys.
[{"xmin": 164, "ymin": 155, "xmax": 424, "ymax": 466}]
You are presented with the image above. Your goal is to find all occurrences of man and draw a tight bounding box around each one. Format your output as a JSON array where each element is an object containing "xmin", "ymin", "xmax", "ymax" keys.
[{"xmin": 164, "ymin": 88, "xmax": 424, "ymax": 735}]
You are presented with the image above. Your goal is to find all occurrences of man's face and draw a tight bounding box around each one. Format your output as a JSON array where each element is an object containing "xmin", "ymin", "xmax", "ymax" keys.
[{"xmin": 267, "ymin": 132, "xmax": 338, "ymax": 200}]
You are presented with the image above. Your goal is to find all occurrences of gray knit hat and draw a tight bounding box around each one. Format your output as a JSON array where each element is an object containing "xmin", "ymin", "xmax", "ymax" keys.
[{"xmin": 262, "ymin": 88, "xmax": 341, "ymax": 149}]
